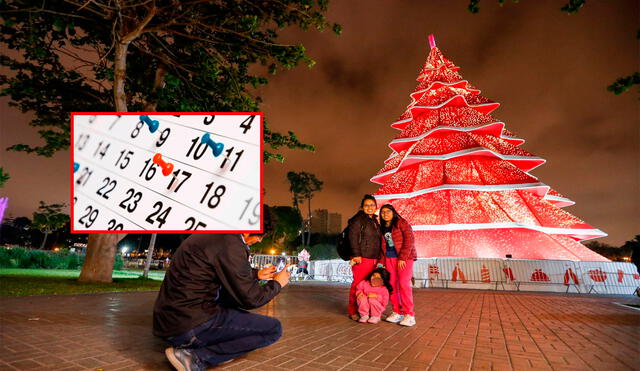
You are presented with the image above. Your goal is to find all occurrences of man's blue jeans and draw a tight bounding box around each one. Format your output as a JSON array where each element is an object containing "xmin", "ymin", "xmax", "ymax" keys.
[{"xmin": 166, "ymin": 307, "xmax": 282, "ymax": 370}]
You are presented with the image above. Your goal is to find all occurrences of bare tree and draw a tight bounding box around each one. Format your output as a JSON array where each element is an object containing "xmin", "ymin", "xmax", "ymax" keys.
[{"xmin": 286, "ymin": 171, "xmax": 323, "ymax": 246}]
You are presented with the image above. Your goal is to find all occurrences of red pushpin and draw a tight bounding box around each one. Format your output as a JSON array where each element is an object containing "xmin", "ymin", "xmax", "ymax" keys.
[{"xmin": 153, "ymin": 153, "xmax": 174, "ymax": 176}]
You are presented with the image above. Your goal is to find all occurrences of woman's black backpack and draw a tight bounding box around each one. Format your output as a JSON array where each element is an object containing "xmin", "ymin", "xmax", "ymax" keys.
[
  {"xmin": 336, "ymin": 226, "xmax": 352, "ymax": 261},
  {"xmin": 336, "ymin": 224, "xmax": 365, "ymax": 261}
]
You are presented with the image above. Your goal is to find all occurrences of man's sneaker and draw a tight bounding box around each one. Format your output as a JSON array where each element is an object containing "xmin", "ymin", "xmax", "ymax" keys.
[
  {"xmin": 367, "ymin": 316, "xmax": 381, "ymax": 324},
  {"xmin": 385, "ymin": 312, "xmax": 404, "ymax": 323},
  {"xmin": 358, "ymin": 315, "xmax": 370, "ymax": 323},
  {"xmin": 399, "ymin": 315, "xmax": 416, "ymax": 327},
  {"xmin": 165, "ymin": 347, "xmax": 197, "ymax": 371}
]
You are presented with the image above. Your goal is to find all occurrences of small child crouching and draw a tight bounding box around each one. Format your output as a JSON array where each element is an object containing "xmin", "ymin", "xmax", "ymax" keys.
[{"xmin": 355, "ymin": 268, "xmax": 392, "ymax": 324}]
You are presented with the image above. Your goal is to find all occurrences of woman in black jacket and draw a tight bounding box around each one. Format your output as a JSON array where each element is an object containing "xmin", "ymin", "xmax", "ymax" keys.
[{"xmin": 347, "ymin": 194, "xmax": 383, "ymax": 320}]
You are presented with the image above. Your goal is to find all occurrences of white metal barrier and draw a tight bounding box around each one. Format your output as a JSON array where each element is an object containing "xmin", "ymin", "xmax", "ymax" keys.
[
  {"xmin": 426, "ymin": 257, "xmax": 507, "ymax": 290},
  {"xmin": 504, "ymin": 259, "xmax": 582, "ymax": 293},
  {"xmin": 577, "ymin": 261, "xmax": 640, "ymax": 295},
  {"xmin": 309, "ymin": 260, "xmax": 353, "ymax": 283},
  {"xmin": 309, "ymin": 258, "xmax": 640, "ymax": 295},
  {"xmin": 251, "ymin": 254, "xmax": 299, "ymax": 269},
  {"xmin": 411, "ymin": 258, "xmax": 436, "ymax": 288}
]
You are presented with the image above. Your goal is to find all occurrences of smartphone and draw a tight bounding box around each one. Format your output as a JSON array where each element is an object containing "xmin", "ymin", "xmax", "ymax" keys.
[{"xmin": 275, "ymin": 257, "xmax": 286, "ymax": 273}]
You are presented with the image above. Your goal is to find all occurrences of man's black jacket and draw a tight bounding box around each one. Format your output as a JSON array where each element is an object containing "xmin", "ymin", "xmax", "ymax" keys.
[{"xmin": 153, "ymin": 234, "xmax": 281, "ymax": 337}]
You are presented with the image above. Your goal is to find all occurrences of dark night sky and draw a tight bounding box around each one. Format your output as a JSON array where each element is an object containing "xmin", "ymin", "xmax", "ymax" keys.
[{"xmin": 1, "ymin": 0, "xmax": 638, "ymax": 245}]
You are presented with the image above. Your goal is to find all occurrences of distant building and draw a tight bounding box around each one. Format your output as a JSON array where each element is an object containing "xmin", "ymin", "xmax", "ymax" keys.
[
  {"xmin": 311, "ymin": 209, "xmax": 328, "ymax": 234},
  {"xmin": 311, "ymin": 209, "xmax": 342, "ymax": 234},
  {"xmin": 328, "ymin": 213, "xmax": 342, "ymax": 234}
]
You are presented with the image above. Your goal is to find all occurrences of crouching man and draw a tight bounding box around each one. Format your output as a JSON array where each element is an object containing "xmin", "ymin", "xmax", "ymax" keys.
[{"xmin": 153, "ymin": 209, "xmax": 289, "ymax": 370}]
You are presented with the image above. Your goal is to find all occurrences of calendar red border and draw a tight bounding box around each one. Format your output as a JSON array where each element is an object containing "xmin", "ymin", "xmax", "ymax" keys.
[{"xmin": 70, "ymin": 112, "xmax": 264, "ymax": 234}]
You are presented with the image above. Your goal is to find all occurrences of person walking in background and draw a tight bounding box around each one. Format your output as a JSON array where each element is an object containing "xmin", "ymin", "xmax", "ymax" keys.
[
  {"xmin": 347, "ymin": 194, "xmax": 383, "ymax": 321},
  {"xmin": 153, "ymin": 207, "xmax": 291, "ymax": 371},
  {"xmin": 379, "ymin": 203, "xmax": 417, "ymax": 327},
  {"xmin": 296, "ymin": 248, "xmax": 311, "ymax": 280}
]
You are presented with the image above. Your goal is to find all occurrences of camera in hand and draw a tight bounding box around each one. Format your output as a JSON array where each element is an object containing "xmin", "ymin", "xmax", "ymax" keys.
[{"xmin": 275, "ymin": 257, "xmax": 286, "ymax": 273}]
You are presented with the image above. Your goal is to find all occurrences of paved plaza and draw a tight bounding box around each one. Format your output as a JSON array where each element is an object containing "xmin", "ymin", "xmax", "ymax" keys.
[{"xmin": 1, "ymin": 283, "xmax": 639, "ymax": 370}]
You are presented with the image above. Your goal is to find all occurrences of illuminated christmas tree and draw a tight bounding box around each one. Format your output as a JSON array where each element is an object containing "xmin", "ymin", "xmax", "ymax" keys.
[{"xmin": 372, "ymin": 35, "xmax": 607, "ymax": 261}]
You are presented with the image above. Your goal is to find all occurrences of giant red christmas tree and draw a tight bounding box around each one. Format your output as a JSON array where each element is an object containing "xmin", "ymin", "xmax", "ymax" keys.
[{"xmin": 372, "ymin": 36, "xmax": 607, "ymax": 261}]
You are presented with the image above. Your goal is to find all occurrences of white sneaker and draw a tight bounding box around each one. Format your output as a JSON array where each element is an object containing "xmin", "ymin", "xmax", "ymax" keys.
[
  {"xmin": 385, "ymin": 312, "xmax": 404, "ymax": 323},
  {"xmin": 399, "ymin": 315, "xmax": 416, "ymax": 327}
]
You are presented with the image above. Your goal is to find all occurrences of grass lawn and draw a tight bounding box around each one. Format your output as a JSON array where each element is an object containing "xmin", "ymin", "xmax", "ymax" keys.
[{"xmin": 0, "ymin": 268, "xmax": 164, "ymax": 296}]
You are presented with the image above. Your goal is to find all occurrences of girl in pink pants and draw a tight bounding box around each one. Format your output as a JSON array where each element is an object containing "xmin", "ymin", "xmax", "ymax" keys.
[
  {"xmin": 379, "ymin": 204, "xmax": 417, "ymax": 327},
  {"xmin": 355, "ymin": 268, "xmax": 392, "ymax": 324},
  {"xmin": 385, "ymin": 257, "xmax": 414, "ymax": 317}
]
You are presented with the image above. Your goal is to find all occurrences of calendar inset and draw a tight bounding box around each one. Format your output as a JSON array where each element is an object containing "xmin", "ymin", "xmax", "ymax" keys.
[{"xmin": 71, "ymin": 113, "xmax": 263, "ymax": 233}]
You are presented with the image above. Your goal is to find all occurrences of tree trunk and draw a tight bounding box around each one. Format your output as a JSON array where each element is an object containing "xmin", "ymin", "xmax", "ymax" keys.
[
  {"xmin": 78, "ymin": 9, "xmax": 156, "ymax": 283},
  {"xmin": 113, "ymin": 7, "xmax": 156, "ymax": 112},
  {"xmin": 143, "ymin": 65, "xmax": 168, "ymax": 111},
  {"xmin": 306, "ymin": 197, "xmax": 312, "ymax": 246},
  {"xmin": 114, "ymin": 41, "xmax": 130, "ymax": 112},
  {"xmin": 78, "ymin": 234, "xmax": 126, "ymax": 283},
  {"xmin": 39, "ymin": 231, "xmax": 49, "ymax": 250},
  {"xmin": 143, "ymin": 233, "xmax": 157, "ymax": 279},
  {"xmin": 81, "ymin": 38, "xmax": 128, "ymax": 280}
]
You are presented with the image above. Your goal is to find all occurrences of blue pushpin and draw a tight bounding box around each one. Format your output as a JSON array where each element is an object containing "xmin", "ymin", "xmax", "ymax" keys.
[
  {"xmin": 139, "ymin": 115, "xmax": 159, "ymax": 133},
  {"xmin": 74, "ymin": 162, "xmax": 79, "ymax": 173},
  {"xmin": 201, "ymin": 133, "xmax": 224, "ymax": 157}
]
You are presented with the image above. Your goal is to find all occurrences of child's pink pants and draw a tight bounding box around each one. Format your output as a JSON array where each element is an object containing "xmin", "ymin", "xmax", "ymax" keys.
[
  {"xmin": 385, "ymin": 257, "xmax": 415, "ymax": 316},
  {"xmin": 357, "ymin": 296, "xmax": 386, "ymax": 318},
  {"xmin": 348, "ymin": 258, "xmax": 377, "ymax": 316}
]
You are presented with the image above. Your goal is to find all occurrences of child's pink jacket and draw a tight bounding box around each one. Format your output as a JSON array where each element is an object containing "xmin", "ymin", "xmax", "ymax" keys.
[{"xmin": 355, "ymin": 280, "xmax": 389, "ymax": 306}]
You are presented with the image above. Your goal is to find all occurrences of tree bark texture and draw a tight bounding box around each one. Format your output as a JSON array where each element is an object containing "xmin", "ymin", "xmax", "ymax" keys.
[
  {"xmin": 39, "ymin": 232, "xmax": 49, "ymax": 250},
  {"xmin": 113, "ymin": 6, "xmax": 156, "ymax": 112},
  {"xmin": 306, "ymin": 197, "xmax": 312, "ymax": 246},
  {"xmin": 143, "ymin": 65, "xmax": 168, "ymax": 111},
  {"xmin": 78, "ymin": 234, "xmax": 126, "ymax": 283},
  {"xmin": 38, "ymin": 232, "xmax": 49, "ymax": 250},
  {"xmin": 143, "ymin": 233, "xmax": 157, "ymax": 279},
  {"xmin": 113, "ymin": 41, "xmax": 130, "ymax": 112}
]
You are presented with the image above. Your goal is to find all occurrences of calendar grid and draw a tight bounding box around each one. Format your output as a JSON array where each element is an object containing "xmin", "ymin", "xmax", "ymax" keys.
[
  {"xmin": 75, "ymin": 188, "xmax": 146, "ymax": 230},
  {"xmin": 71, "ymin": 112, "xmax": 263, "ymax": 233},
  {"xmin": 158, "ymin": 116, "xmax": 257, "ymax": 147},
  {"xmin": 77, "ymin": 116, "xmax": 259, "ymax": 190},
  {"xmin": 75, "ymin": 151, "xmax": 236, "ymax": 230}
]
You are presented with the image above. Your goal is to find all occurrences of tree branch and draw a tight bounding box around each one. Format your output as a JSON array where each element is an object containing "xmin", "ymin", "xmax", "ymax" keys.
[
  {"xmin": 121, "ymin": 5, "xmax": 157, "ymax": 43},
  {"xmin": 113, "ymin": 3, "xmax": 157, "ymax": 111}
]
